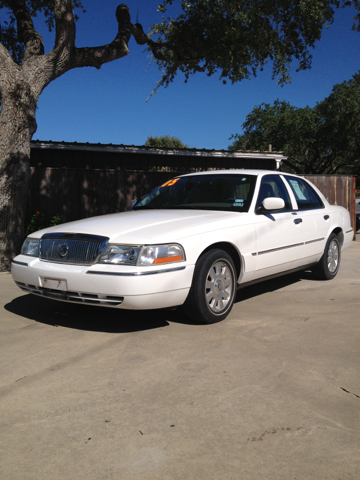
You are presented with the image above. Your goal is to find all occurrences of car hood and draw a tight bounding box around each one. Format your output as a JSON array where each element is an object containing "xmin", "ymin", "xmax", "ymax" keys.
[{"xmin": 33, "ymin": 209, "xmax": 248, "ymax": 244}]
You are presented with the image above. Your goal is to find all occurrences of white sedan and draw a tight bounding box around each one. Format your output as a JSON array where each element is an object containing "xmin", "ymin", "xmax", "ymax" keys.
[{"xmin": 12, "ymin": 170, "xmax": 354, "ymax": 324}]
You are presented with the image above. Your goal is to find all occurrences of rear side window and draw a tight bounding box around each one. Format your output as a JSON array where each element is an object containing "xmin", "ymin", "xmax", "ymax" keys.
[{"xmin": 285, "ymin": 176, "xmax": 324, "ymax": 210}]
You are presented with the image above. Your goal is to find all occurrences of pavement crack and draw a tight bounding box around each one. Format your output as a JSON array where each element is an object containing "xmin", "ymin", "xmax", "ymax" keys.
[
  {"xmin": 246, "ymin": 427, "xmax": 305, "ymax": 444},
  {"xmin": 340, "ymin": 387, "xmax": 360, "ymax": 399}
]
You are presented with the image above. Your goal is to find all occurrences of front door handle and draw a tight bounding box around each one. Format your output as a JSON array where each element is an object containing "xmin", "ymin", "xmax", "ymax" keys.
[{"xmin": 294, "ymin": 218, "xmax": 303, "ymax": 224}]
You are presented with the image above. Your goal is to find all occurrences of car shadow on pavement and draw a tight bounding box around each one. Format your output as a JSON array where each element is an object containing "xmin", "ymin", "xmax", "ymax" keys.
[
  {"xmin": 4, "ymin": 294, "xmax": 173, "ymax": 333},
  {"xmin": 5, "ymin": 271, "xmax": 313, "ymax": 332},
  {"xmin": 234, "ymin": 270, "xmax": 309, "ymax": 304}
]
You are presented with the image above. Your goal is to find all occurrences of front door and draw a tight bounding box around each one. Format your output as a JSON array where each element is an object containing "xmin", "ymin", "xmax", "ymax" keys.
[{"xmin": 253, "ymin": 175, "xmax": 304, "ymax": 279}]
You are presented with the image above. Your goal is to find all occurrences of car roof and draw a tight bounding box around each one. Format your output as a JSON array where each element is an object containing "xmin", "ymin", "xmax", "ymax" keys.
[{"xmin": 180, "ymin": 169, "xmax": 285, "ymax": 177}]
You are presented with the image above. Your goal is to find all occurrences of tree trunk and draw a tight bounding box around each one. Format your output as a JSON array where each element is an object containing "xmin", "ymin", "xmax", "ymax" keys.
[
  {"xmin": 0, "ymin": 2, "xmax": 146, "ymax": 271},
  {"xmin": 0, "ymin": 78, "xmax": 38, "ymax": 271}
]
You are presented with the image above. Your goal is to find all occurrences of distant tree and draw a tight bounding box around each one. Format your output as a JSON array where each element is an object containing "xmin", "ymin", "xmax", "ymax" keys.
[
  {"xmin": 229, "ymin": 72, "xmax": 360, "ymax": 175},
  {"xmin": 315, "ymin": 72, "xmax": 360, "ymax": 175},
  {"xmin": 229, "ymin": 100, "xmax": 321, "ymax": 173},
  {"xmin": 145, "ymin": 135, "xmax": 189, "ymax": 148},
  {"xmin": 1, "ymin": 1, "xmax": 360, "ymax": 270}
]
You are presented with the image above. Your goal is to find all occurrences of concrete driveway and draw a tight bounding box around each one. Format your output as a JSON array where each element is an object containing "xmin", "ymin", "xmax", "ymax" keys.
[{"xmin": 1, "ymin": 238, "xmax": 359, "ymax": 480}]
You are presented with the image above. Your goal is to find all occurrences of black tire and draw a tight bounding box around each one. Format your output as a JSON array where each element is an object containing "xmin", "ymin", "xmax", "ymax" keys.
[
  {"xmin": 312, "ymin": 233, "xmax": 341, "ymax": 280},
  {"xmin": 182, "ymin": 249, "xmax": 237, "ymax": 324}
]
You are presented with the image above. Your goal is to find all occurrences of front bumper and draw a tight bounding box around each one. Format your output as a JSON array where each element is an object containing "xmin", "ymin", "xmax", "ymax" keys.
[{"xmin": 11, "ymin": 255, "xmax": 194, "ymax": 310}]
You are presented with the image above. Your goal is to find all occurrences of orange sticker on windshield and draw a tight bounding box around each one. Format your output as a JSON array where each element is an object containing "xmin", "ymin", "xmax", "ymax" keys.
[{"xmin": 161, "ymin": 178, "xmax": 180, "ymax": 188}]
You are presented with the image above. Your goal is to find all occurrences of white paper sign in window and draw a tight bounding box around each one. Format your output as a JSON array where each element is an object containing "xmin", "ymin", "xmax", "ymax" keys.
[{"xmin": 289, "ymin": 179, "xmax": 308, "ymax": 201}]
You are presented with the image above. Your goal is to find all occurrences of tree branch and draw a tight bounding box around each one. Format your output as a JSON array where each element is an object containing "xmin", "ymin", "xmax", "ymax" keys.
[
  {"xmin": 69, "ymin": 4, "xmax": 131, "ymax": 70},
  {"xmin": 54, "ymin": 0, "xmax": 76, "ymax": 52},
  {"xmin": 130, "ymin": 22, "xmax": 166, "ymax": 57},
  {"xmin": 332, "ymin": 160, "xmax": 348, "ymax": 174},
  {"xmin": 281, "ymin": 158, "xmax": 301, "ymax": 174},
  {"xmin": 129, "ymin": 21, "xmax": 207, "ymax": 73},
  {"xmin": 322, "ymin": 151, "xmax": 337, "ymax": 172},
  {"xmin": 6, "ymin": 0, "xmax": 44, "ymax": 60},
  {"xmin": 41, "ymin": 3, "xmax": 131, "ymax": 82}
]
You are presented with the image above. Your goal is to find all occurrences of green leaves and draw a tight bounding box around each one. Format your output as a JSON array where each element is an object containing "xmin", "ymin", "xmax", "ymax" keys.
[
  {"xmin": 149, "ymin": 0, "xmax": 359, "ymax": 91},
  {"xmin": 0, "ymin": 16, "xmax": 25, "ymax": 64},
  {"xmin": 2, "ymin": 0, "xmax": 359, "ymax": 85},
  {"xmin": 229, "ymin": 72, "xmax": 360, "ymax": 175},
  {"xmin": 25, "ymin": 211, "xmax": 61, "ymax": 237},
  {"xmin": 145, "ymin": 135, "xmax": 189, "ymax": 148}
]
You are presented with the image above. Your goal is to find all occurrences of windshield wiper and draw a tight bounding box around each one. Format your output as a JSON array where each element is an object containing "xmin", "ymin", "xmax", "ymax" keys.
[
  {"xmin": 132, "ymin": 205, "xmax": 157, "ymax": 210},
  {"xmin": 162, "ymin": 205, "xmax": 200, "ymax": 209}
]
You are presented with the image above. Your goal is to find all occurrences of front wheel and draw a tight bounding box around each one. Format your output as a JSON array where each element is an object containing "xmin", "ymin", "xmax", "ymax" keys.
[
  {"xmin": 312, "ymin": 233, "xmax": 341, "ymax": 280},
  {"xmin": 182, "ymin": 249, "xmax": 237, "ymax": 324}
]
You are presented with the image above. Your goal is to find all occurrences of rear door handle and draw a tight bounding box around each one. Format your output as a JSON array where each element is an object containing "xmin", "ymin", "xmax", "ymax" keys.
[
  {"xmin": 294, "ymin": 218, "xmax": 303, "ymax": 224},
  {"xmin": 324, "ymin": 215, "xmax": 330, "ymax": 220}
]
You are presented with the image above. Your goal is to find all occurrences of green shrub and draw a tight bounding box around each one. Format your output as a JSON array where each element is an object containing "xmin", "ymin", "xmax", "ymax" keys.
[{"xmin": 26, "ymin": 212, "xmax": 61, "ymax": 237}]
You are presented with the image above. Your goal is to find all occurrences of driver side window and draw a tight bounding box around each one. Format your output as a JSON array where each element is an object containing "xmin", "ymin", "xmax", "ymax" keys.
[{"xmin": 255, "ymin": 175, "xmax": 292, "ymax": 211}]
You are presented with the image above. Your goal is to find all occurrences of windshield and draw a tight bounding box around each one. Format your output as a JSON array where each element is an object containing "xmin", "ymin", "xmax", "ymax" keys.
[{"xmin": 133, "ymin": 174, "xmax": 257, "ymax": 212}]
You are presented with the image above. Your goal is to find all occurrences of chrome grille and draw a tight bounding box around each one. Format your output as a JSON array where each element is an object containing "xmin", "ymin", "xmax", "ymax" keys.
[{"xmin": 40, "ymin": 233, "xmax": 109, "ymax": 265}]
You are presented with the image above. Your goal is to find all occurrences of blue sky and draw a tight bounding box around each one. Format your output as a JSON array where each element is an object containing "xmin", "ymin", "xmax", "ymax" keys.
[{"xmin": 13, "ymin": 1, "xmax": 360, "ymax": 149}]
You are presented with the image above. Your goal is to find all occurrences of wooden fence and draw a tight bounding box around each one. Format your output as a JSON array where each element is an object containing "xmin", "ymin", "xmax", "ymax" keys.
[
  {"xmin": 26, "ymin": 167, "xmax": 356, "ymax": 239},
  {"xmin": 27, "ymin": 168, "xmax": 177, "ymax": 223}
]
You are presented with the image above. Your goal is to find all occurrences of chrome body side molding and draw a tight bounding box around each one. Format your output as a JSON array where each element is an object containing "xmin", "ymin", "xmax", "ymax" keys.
[
  {"xmin": 252, "ymin": 237, "xmax": 325, "ymax": 256},
  {"xmin": 86, "ymin": 266, "xmax": 186, "ymax": 276}
]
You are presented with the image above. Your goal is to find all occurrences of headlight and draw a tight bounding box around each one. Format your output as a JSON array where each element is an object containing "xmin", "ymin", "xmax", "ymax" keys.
[
  {"xmin": 97, "ymin": 243, "xmax": 185, "ymax": 266},
  {"xmin": 139, "ymin": 244, "xmax": 185, "ymax": 266},
  {"xmin": 97, "ymin": 245, "xmax": 141, "ymax": 265},
  {"xmin": 21, "ymin": 238, "xmax": 40, "ymax": 257}
]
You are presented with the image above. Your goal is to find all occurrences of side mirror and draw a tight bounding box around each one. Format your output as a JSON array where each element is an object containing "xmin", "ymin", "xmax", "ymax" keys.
[
  {"xmin": 262, "ymin": 197, "xmax": 285, "ymax": 211},
  {"xmin": 129, "ymin": 199, "xmax": 137, "ymax": 210}
]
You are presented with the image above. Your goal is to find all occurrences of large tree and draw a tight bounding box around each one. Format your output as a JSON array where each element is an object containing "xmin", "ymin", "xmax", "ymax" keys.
[
  {"xmin": 229, "ymin": 72, "xmax": 360, "ymax": 175},
  {"xmin": 1, "ymin": 1, "xmax": 360, "ymax": 270}
]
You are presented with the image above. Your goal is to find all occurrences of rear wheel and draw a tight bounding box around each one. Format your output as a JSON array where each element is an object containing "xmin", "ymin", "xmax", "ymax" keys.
[
  {"xmin": 183, "ymin": 249, "xmax": 237, "ymax": 324},
  {"xmin": 312, "ymin": 233, "xmax": 341, "ymax": 280}
]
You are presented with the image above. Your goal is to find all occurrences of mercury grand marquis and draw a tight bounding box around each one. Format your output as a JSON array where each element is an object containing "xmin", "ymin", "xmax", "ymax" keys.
[{"xmin": 12, "ymin": 170, "xmax": 354, "ymax": 324}]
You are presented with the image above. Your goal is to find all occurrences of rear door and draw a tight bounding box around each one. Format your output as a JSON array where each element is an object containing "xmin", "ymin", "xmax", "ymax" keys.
[{"xmin": 283, "ymin": 176, "xmax": 329, "ymax": 264}]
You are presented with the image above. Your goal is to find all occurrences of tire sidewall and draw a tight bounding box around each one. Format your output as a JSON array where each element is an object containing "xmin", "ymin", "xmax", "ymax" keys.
[
  {"xmin": 191, "ymin": 249, "xmax": 237, "ymax": 323},
  {"xmin": 321, "ymin": 233, "xmax": 341, "ymax": 280}
]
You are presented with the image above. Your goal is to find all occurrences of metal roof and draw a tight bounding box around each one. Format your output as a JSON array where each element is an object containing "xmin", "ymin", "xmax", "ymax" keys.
[{"xmin": 31, "ymin": 140, "xmax": 286, "ymax": 170}]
